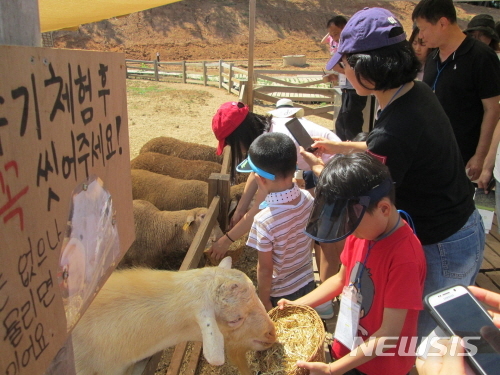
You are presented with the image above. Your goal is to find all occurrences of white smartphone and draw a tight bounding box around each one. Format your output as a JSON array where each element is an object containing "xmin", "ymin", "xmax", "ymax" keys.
[{"xmin": 425, "ymin": 285, "xmax": 500, "ymax": 375}]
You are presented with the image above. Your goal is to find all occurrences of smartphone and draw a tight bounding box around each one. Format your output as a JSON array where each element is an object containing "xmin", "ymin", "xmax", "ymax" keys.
[
  {"xmin": 425, "ymin": 285, "xmax": 500, "ymax": 375},
  {"xmin": 284, "ymin": 118, "xmax": 318, "ymax": 153}
]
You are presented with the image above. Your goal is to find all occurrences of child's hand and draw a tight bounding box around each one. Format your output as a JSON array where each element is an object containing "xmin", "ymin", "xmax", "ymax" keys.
[
  {"xmin": 206, "ymin": 237, "xmax": 230, "ymax": 262},
  {"xmin": 277, "ymin": 298, "xmax": 294, "ymax": 309},
  {"xmin": 296, "ymin": 361, "xmax": 331, "ymax": 375},
  {"xmin": 299, "ymin": 147, "xmax": 325, "ymax": 177}
]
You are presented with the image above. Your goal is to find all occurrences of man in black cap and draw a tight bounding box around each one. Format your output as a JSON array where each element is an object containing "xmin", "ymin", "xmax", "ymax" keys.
[{"xmin": 464, "ymin": 13, "xmax": 500, "ymax": 53}]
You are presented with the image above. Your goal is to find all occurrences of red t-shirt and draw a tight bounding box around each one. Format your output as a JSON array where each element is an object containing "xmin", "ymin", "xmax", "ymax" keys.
[{"xmin": 331, "ymin": 222, "xmax": 426, "ymax": 375}]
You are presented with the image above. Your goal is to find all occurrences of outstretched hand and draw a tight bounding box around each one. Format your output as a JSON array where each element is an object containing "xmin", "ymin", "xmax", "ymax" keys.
[
  {"xmin": 299, "ymin": 146, "xmax": 325, "ymax": 177},
  {"xmin": 416, "ymin": 337, "xmax": 474, "ymax": 375},
  {"xmin": 296, "ymin": 361, "xmax": 331, "ymax": 375}
]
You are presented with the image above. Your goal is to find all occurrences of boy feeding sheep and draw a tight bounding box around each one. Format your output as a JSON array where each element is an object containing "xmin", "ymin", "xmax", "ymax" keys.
[
  {"xmin": 279, "ymin": 153, "xmax": 426, "ymax": 375},
  {"xmin": 236, "ymin": 132, "xmax": 315, "ymax": 312}
]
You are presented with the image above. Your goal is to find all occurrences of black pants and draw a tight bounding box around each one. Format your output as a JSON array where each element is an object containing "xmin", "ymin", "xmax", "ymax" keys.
[{"xmin": 335, "ymin": 89, "xmax": 368, "ymax": 141}]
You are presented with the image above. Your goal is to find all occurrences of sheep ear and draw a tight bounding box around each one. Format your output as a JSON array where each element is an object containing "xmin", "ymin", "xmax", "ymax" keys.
[
  {"xmin": 218, "ymin": 256, "xmax": 232, "ymax": 269},
  {"xmin": 182, "ymin": 214, "xmax": 195, "ymax": 231},
  {"xmin": 196, "ymin": 308, "xmax": 225, "ymax": 366}
]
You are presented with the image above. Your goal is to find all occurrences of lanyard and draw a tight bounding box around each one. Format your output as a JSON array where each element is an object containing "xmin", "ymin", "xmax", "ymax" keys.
[
  {"xmin": 376, "ymin": 83, "xmax": 406, "ymax": 119},
  {"xmin": 431, "ymin": 50, "xmax": 456, "ymax": 92},
  {"xmin": 356, "ymin": 215, "xmax": 401, "ymax": 290}
]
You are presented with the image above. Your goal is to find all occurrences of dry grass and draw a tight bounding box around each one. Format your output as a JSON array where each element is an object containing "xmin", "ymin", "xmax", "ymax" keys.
[{"xmin": 250, "ymin": 305, "xmax": 325, "ymax": 375}]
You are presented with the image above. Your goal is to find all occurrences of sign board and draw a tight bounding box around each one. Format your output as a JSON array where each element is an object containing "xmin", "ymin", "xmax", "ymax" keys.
[{"xmin": 0, "ymin": 45, "xmax": 135, "ymax": 375}]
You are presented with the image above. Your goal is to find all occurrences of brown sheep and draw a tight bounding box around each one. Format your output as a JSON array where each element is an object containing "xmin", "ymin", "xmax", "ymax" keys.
[
  {"xmin": 139, "ymin": 136, "xmax": 223, "ymax": 164},
  {"xmin": 72, "ymin": 257, "xmax": 276, "ymax": 375},
  {"xmin": 131, "ymin": 169, "xmax": 248, "ymax": 211},
  {"xmin": 130, "ymin": 152, "xmax": 221, "ymax": 182},
  {"xmin": 117, "ymin": 200, "xmax": 223, "ymax": 269}
]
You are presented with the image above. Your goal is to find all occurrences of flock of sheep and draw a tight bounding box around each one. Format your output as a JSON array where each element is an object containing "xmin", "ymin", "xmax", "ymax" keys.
[
  {"xmin": 124, "ymin": 136, "xmax": 247, "ymax": 269},
  {"xmin": 71, "ymin": 137, "xmax": 273, "ymax": 375}
]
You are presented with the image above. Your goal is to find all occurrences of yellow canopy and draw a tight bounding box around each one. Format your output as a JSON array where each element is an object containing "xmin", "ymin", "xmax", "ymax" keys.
[{"xmin": 39, "ymin": 0, "xmax": 182, "ymax": 32}]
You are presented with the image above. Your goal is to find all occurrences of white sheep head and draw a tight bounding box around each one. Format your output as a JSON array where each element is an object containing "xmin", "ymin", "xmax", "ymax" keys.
[{"xmin": 196, "ymin": 257, "xmax": 276, "ymax": 368}]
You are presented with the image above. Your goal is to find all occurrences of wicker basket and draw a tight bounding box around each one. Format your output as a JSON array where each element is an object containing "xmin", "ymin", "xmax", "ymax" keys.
[{"xmin": 253, "ymin": 305, "xmax": 326, "ymax": 375}]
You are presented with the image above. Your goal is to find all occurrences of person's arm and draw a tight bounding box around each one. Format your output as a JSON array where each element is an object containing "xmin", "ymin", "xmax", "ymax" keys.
[
  {"xmin": 312, "ymin": 137, "xmax": 367, "ymax": 155},
  {"xmin": 208, "ymin": 187, "xmax": 266, "ymax": 261},
  {"xmin": 466, "ymin": 96, "xmax": 500, "ymax": 181},
  {"xmin": 299, "ymin": 140, "xmax": 367, "ymax": 177},
  {"xmin": 320, "ymin": 33, "xmax": 331, "ymax": 45},
  {"xmin": 278, "ymin": 265, "xmax": 346, "ymax": 309},
  {"xmin": 230, "ymin": 173, "xmax": 258, "ymax": 228},
  {"xmin": 257, "ymin": 250, "xmax": 274, "ymax": 311},
  {"xmin": 329, "ymin": 308, "xmax": 407, "ymax": 374},
  {"xmin": 478, "ymin": 119, "xmax": 500, "ymax": 192},
  {"xmin": 296, "ymin": 308, "xmax": 408, "ymax": 375}
]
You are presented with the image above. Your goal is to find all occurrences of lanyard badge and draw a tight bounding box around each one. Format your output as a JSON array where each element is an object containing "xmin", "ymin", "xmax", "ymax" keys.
[{"xmin": 334, "ymin": 284, "xmax": 363, "ymax": 350}]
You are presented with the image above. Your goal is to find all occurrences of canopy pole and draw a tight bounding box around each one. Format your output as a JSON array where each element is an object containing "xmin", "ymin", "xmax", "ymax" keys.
[
  {"xmin": 246, "ymin": 0, "xmax": 256, "ymax": 110},
  {"xmin": 0, "ymin": 0, "xmax": 41, "ymax": 46}
]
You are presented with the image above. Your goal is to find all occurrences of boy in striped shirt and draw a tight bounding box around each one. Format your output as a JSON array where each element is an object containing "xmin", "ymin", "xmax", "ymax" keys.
[{"xmin": 236, "ymin": 132, "xmax": 315, "ymax": 311}]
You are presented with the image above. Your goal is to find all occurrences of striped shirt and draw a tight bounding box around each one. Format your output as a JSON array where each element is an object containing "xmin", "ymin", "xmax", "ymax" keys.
[{"xmin": 247, "ymin": 189, "xmax": 315, "ymax": 297}]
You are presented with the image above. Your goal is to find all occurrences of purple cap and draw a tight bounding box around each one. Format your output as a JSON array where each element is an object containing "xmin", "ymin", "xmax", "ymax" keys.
[{"xmin": 326, "ymin": 7, "xmax": 407, "ymax": 70}]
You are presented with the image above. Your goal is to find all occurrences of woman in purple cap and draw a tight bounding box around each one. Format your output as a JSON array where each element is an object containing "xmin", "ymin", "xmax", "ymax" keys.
[{"xmin": 296, "ymin": 6, "xmax": 483, "ymax": 374}]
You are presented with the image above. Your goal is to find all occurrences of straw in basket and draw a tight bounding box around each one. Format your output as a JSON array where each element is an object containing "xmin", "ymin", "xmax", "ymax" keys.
[{"xmin": 252, "ymin": 304, "xmax": 326, "ymax": 375}]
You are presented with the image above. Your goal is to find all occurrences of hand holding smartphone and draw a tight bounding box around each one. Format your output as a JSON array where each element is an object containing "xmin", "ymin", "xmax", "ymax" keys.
[
  {"xmin": 425, "ymin": 285, "xmax": 500, "ymax": 375},
  {"xmin": 284, "ymin": 118, "xmax": 318, "ymax": 153}
]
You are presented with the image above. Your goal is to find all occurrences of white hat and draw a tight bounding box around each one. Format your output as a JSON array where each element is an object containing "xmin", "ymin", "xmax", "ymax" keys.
[{"xmin": 268, "ymin": 98, "xmax": 304, "ymax": 118}]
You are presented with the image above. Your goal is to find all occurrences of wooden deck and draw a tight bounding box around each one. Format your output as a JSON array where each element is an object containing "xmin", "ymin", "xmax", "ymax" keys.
[{"xmin": 476, "ymin": 215, "xmax": 500, "ymax": 293}]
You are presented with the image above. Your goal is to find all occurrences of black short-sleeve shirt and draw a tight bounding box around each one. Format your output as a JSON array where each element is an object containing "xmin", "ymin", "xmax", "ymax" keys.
[
  {"xmin": 367, "ymin": 81, "xmax": 475, "ymax": 245},
  {"xmin": 423, "ymin": 36, "xmax": 500, "ymax": 164}
]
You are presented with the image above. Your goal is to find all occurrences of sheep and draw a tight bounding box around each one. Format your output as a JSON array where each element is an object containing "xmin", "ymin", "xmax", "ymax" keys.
[
  {"xmin": 130, "ymin": 152, "xmax": 221, "ymax": 183},
  {"xmin": 72, "ymin": 257, "xmax": 276, "ymax": 375},
  {"xmin": 139, "ymin": 136, "xmax": 223, "ymax": 164},
  {"xmin": 131, "ymin": 169, "xmax": 208, "ymax": 211},
  {"xmin": 131, "ymin": 169, "xmax": 248, "ymax": 211},
  {"xmin": 118, "ymin": 200, "xmax": 223, "ymax": 269}
]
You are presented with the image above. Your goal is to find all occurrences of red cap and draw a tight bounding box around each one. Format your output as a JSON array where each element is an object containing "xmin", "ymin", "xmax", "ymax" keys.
[{"xmin": 212, "ymin": 101, "xmax": 249, "ymax": 155}]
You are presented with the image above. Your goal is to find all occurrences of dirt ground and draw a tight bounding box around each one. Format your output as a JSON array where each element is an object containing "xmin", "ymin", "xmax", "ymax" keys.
[{"xmin": 126, "ymin": 78, "xmax": 334, "ymax": 159}]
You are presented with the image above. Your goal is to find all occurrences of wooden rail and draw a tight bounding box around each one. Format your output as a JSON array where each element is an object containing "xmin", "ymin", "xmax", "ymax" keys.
[{"xmin": 125, "ymin": 59, "xmax": 339, "ymax": 120}]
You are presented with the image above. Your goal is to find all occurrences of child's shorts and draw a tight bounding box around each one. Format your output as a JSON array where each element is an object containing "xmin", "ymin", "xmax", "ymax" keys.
[{"xmin": 269, "ymin": 280, "xmax": 316, "ymax": 307}]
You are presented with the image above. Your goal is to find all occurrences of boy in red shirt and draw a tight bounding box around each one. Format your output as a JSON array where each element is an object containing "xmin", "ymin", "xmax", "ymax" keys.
[{"xmin": 279, "ymin": 153, "xmax": 426, "ymax": 375}]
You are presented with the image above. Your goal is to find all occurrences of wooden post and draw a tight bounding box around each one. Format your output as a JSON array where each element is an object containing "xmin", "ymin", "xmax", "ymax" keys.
[
  {"xmin": 218, "ymin": 59, "xmax": 223, "ymax": 89},
  {"xmin": 153, "ymin": 60, "xmax": 159, "ymax": 81},
  {"xmin": 182, "ymin": 60, "xmax": 187, "ymax": 83},
  {"xmin": 246, "ymin": 0, "xmax": 256, "ymax": 111},
  {"xmin": 0, "ymin": 0, "xmax": 41, "ymax": 46},
  {"xmin": 203, "ymin": 61, "xmax": 207, "ymax": 86},
  {"xmin": 238, "ymin": 80, "xmax": 248, "ymax": 104},
  {"xmin": 217, "ymin": 174, "xmax": 231, "ymax": 232},
  {"xmin": 228, "ymin": 62, "xmax": 234, "ymax": 94}
]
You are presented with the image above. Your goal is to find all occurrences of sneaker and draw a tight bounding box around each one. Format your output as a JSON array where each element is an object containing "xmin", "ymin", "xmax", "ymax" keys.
[{"xmin": 314, "ymin": 301, "xmax": 334, "ymax": 320}]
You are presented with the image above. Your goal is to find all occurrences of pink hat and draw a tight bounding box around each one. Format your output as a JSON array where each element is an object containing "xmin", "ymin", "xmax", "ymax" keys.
[{"xmin": 212, "ymin": 101, "xmax": 249, "ymax": 155}]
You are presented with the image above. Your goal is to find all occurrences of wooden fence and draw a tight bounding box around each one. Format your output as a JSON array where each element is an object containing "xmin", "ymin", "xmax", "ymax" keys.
[{"xmin": 125, "ymin": 59, "xmax": 339, "ymax": 120}]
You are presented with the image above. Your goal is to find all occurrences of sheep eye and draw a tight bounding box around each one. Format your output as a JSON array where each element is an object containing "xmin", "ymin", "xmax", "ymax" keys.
[{"xmin": 228, "ymin": 317, "xmax": 243, "ymax": 324}]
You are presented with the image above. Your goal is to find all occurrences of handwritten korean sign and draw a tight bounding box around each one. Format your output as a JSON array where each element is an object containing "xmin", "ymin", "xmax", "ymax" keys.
[{"xmin": 0, "ymin": 45, "xmax": 134, "ymax": 375}]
